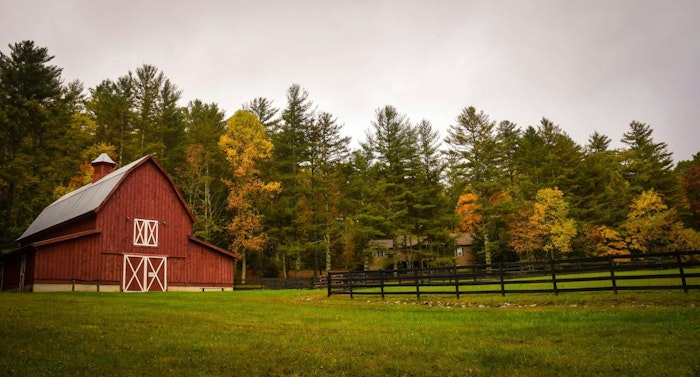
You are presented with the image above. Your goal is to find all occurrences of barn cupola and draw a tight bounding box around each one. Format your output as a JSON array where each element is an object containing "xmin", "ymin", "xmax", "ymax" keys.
[{"xmin": 91, "ymin": 153, "xmax": 116, "ymax": 183}]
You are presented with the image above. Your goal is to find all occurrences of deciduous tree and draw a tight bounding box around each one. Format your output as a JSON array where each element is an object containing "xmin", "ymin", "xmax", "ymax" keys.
[
  {"xmin": 219, "ymin": 110, "xmax": 281, "ymax": 283},
  {"xmin": 508, "ymin": 187, "xmax": 576, "ymax": 259}
]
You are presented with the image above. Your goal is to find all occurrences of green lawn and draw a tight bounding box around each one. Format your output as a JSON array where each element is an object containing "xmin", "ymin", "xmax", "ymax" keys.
[{"xmin": 0, "ymin": 290, "xmax": 698, "ymax": 376}]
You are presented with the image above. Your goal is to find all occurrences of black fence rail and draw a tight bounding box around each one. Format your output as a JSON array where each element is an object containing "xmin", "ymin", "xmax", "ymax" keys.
[
  {"xmin": 71, "ymin": 278, "xmax": 102, "ymax": 292},
  {"xmin": 326, "ymin": 250, "xmax": 700, "ymax": 299},
  {"xmin": 234, "ymin": 276, "xmax": 324, "ymax": 291}
]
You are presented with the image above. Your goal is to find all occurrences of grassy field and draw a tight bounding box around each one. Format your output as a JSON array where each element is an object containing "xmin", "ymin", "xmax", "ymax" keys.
[{"xmin": 0, "ymin": 290, "xmax": 698, "ymax": 377}]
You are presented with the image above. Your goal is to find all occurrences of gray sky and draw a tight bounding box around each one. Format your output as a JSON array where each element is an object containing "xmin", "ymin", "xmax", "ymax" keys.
[{"xmin": 2, "ymin": 0, "xmax": 699, "ymax": 162}]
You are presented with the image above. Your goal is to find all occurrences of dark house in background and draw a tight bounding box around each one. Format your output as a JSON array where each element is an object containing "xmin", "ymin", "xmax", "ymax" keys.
[
  {"xmin": 0, "ymin": 154, "xmax": 238, "ymax": 292},
  {"xmin": 367, "ymin": 233, "xmax": 475, "ymax": 270}
]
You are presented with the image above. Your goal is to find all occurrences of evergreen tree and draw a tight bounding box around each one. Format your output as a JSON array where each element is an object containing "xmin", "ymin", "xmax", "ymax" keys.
[
  {"xmin": 131, "ymin": 64, "xmax": 185, "ymax": 171},
  {"xmin": 267, "ymin": 84, "xmax": 315, "ymax": 276},
  {"xmin": 576, "ymin": 131, "xmax": 630, "ymax": 227},
  {"xmin": 176, "ymin": 100, "xmax": 228, "ymax": 246},
  {"xmin": 444, "ymin": 107, "xmax": 514, "ymax": 264},
  {"xmin": 679, "ymin": 153, "xmax": 700, "ymax": 229},
  {"xmin": 0, "ymin": 41, "xmax": 84, "ymax": 251},
  {"xmin": 87, "ymin": 64, "xmax": 186, "ymax": 171},
  {"xmin": 243, "ymin": 97, "xmax": 280, "ymax": 133},
  {"xmin": 338, "ymin": 149, "xmax": 383, "ymax": 270},
  {"xmin": 87, "ymin": 76, "xmax": 136, "ymax": 164},
  {"xmin": 410, "ymin": 119, "xmax": 453, "ymax": 264},
  {"xmin": 515, "ymin": 119, "xmax": 583, "ymax": 199},
  {"xmin": 621, "ymin": 121, "xmax": 679, "ymax": 203},
  {"xmin": 361, "ymin": 105, "xmax": 418, "ymax": 270},
  {"xmin": 495, "ymin": 120, "xmax": 520, "ymax": 186},
  {"xmin": 444, "ymin": 107, "xmax": 500, "ymax": 200},
  {"xmin": 301, "ymin": 111, "xmax": 350, "ymax": 274}
]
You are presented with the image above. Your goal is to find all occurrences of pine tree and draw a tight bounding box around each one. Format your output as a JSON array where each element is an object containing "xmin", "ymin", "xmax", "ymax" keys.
[
  {"xmin": 301, "ymin": 111, "xmax": 350, "ymax": 274},
  {"xmin": 679, "ymin": 153, "xmax": 700, "ymax": 229},
  {"xmin": 243, "ymin": 97, "xmax": 280, "ymax": 133},
  {"xmin": 576, "ymin": 131, "xmax": 630, "ymax": 227},
  {"xmin": 621, "ymin": 121, "xmax": 679, "ymax": 203},
  {"xmin": 361, "ymin": 105, "xmax": 418, "ymax": 270},
  {"xmin": 0, "ymin": 41, "xmax": 83, "ymax": 251},
  {"xmin": 267, "ymin": 84, "xmax": 315, "ymax": 276},
  {"xmin": 410, "ymin": 119, "xmax": 452, "ymax": 264},
  {"xmin": 444, "ymin": 107, "xmax": 500, "ymax": 199},
  {"xmin": 444, "ymin": 107, "xmax": 515, "ymax": 264},
  {"xmin": 515, "ymin": 119, "xmax": 583, "ymax": 199},
  {"xmin": 176, "ymin": 100, "xmax": 228, "ymax": 245},
  {"xmin": 87, "ymin": 76, "xmax": 136, "ymax": 163}
]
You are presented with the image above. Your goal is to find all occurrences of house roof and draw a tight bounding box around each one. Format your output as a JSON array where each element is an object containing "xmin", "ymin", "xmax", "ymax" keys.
[
  {"xmin": 369, "ymin": 233, "xmax": 474, "ymax": 250},
  {"xmin": 17, "ymin": 155, "xmax": 154, "ymax": 242},
  {"xmin": 452, "ymin": 232, "xmax": 474, "ymax": 246}
]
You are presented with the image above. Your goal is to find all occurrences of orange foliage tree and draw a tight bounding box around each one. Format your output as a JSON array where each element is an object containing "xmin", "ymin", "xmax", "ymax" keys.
[{"xmin": 455, "ymin": 192, "xmax": 482, "ymax": 234}]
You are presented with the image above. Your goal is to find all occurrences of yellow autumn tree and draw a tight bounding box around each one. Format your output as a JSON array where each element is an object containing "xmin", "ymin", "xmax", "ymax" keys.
[
  {"xmin": 219, "ymin": 110, "xmax": 281, "ymax": 283},
  {"xmin": 508, "ymin": 187, "xmax": 577, "ymax": 260},
  {"xmin": 624, "ymin": 189, "xmax": 700, "ymax": 253}
]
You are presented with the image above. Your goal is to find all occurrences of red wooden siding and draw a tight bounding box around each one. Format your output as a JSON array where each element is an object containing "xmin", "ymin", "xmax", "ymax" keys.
[
  {"xmin": 97, "ymin": 161, "xmax": 193, "ymax": 259},
  {"xmin": 33, "ymin": 234, "xmax": 100, "ymax": 284},
  {"xmin": 183, "ymin": 245, "xmax": 234, "ymax": 286}
]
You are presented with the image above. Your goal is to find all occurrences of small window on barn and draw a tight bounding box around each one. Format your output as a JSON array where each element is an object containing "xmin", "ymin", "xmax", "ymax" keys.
[
  {"xmin": 134, "ymin": 219, "xmax": 158, "ymax": 247},
  {"xmin": 455, "ymin": 247, "xmax": 464, "ymax": 257}
]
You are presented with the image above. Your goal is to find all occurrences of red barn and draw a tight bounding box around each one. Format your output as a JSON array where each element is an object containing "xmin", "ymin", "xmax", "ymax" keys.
[{"xmin": 0, "ymin": 154, "xmax": 238, "ymax": 292}]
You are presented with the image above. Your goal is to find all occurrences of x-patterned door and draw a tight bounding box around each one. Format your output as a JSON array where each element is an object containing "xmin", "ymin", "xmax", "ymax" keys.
[{"xmin": 123, "ymin": 255, "xmax": 167, "ymax": 292}]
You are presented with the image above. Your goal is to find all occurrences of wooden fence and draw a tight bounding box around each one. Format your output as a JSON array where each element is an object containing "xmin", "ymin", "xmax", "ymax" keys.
[
  {"xmin": 234, "ymin": 276, "xmax": 323, "ymax": 291},
  {"xmin": 326, "ymin": 250, "xmax": 700, "ymax": 299}
]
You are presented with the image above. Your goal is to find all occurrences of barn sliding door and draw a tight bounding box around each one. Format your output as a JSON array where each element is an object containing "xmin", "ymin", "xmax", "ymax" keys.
[{"xmin": 123, "ymin": 255, "xmax": 167, "ymax": 292}]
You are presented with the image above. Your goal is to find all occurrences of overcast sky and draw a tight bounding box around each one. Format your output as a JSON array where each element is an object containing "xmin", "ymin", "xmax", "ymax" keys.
[{"xmin": 2, "ymin": 0, "xmax": 699, "ymax": 162}]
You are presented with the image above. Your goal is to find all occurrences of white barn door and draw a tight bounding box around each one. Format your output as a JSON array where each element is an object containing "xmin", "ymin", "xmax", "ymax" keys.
[{"xmin": 123, "ymin": 255, "xmax": 167, "ymax": 292}]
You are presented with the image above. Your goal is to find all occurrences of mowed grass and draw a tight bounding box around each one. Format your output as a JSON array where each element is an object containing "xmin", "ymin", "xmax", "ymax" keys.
[{"xmin": 0, "ymin": 290, "xmax": 699, "ymax": 377}]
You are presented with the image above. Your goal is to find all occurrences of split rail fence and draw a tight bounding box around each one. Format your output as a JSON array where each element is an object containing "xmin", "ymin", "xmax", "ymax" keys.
[
  {"xmin": 234, "ymin": 276, "xmax": 322, "ymax": 291},
  {"xmin": 326, "ymin": 250, "xmax": 700, "ymax": 299}
]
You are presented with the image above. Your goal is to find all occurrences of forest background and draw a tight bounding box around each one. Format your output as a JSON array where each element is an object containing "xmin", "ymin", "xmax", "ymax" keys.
[{"xmin": 2, "ymin": 41, "xmax": 699, "ymax": 279}]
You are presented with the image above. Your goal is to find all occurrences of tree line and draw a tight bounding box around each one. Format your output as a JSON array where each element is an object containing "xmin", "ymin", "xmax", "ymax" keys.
[{"xmin": 2, "ymin": 41, "xmax": 699, "ymax": 278}]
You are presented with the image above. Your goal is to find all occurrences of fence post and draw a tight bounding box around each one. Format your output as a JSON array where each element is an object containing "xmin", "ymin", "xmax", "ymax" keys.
[
  {"xmin": 414, "ymin": 265, "xmax": 421, "ymax": 301},
  {"xmin": 454, "ymin": 266, "xmax": 460, "ymax": 300},
  {"xmin": 380, "ymin": 269, "xmax": 385, "ymax": 300},
  {"xmin": 327, "ymin": 271, "xmax": 332, "ymax": 297},
  {"xmin": 550, "ymin": 258, "xmax": 559, "ymax": 296},
  {"xmin": 608, "ymin": 255, "xmax": 618, "ymax": 294},
  {"xmin": 676, "ymin": 251, "xmax": 688, "ymax": 293},
  {"xmin": 499, "ymin": 262, "xmax": 506, "ymax": 297},
  {"xmin": 349, "ymin": 272, "xmax": 354, "ymax": 299},
  {"xmin": 72, "ymin": 279, "xmax": 75, "ymax": 292}
]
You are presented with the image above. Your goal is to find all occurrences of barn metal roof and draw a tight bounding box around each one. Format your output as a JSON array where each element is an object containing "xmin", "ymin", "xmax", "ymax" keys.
[{"xmin": 17, "ymin": 156, "xmax": 149, "ymax": 242}]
